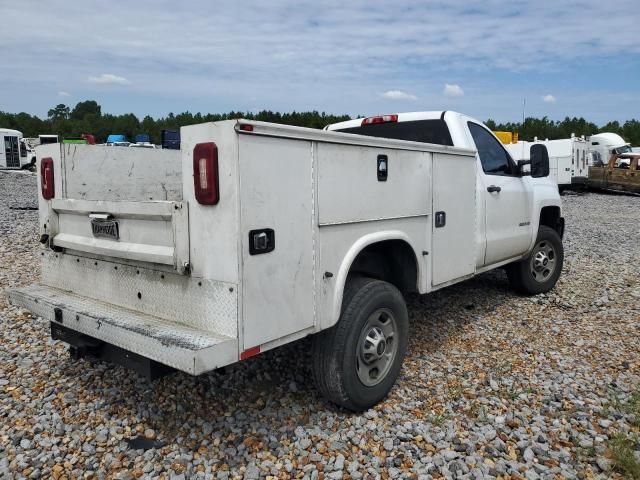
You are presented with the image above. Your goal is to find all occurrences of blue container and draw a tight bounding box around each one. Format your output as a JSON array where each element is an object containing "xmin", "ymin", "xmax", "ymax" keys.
[
  {"xmin": 161, "ymin": 129, "xmax": 180, "ymax": 150},
  {"xmin": 106, "ymin": 134, "xmax": 127, "ymax": 143},
  {"xmin": 134, "ymin": 134, "xmax": 151, "ymax": 144}
]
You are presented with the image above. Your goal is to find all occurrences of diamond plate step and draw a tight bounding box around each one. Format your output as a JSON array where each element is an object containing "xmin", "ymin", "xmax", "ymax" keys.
[{"xmin": 8, "ymin": 284, "xmax": 238, "ymax": 375}]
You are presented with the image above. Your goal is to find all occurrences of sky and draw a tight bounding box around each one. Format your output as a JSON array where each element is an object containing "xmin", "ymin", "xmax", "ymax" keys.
[{"xmin": 1, "ymin": 0, "xmax": 639, "ymax": 124}]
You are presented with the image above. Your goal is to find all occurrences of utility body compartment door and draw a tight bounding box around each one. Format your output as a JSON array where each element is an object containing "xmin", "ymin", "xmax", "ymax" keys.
[
  {"xmin": 431, "ymin": 153, "xmax": 477, "ymax": 286},
  {"xmin": 238, "ymin": 135, "xmax": 315, "ymax": 350}
]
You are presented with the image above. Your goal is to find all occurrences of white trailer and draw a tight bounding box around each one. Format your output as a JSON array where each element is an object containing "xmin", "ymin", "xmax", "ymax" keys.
[
  {"xmin": 9, "ymin": 112, "xmax": 564, "ymax": 410},
  {"xmin": 505, "ymin": 136, "xmax": 590, "ymax": 188}
]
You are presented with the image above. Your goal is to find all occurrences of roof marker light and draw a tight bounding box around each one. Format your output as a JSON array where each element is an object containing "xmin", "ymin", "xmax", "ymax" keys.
[{"xmin": 361, "ymin": 114, "xmax": 398, "ymax": 126}]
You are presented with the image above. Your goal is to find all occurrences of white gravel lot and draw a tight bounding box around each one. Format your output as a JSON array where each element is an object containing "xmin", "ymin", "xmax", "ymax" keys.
[{"xmin": 0, "ymin": 170, "xmax": 639, "ymax": 480}]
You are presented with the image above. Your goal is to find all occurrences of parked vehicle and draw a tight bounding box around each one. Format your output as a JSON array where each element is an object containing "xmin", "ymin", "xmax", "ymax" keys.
[
  {"xmin": 588, "ymin": 152, "xmax": 640, "ymax": 194},
  {"xmin": 9, "ymin": 111, "xmax": 563, "ymax": 410},
  {"xmin": 130, "ymin": 133, "xmax": 156, "ymax": 148},
  {"xmin": 20, "ymin": 138, "xmax": 37, "ymax": 168},
  {"xmin": 39, "ymin": 135, "xmax": 59, "ymax": 145},
  {"xmin": 505, "ymin": 135, "xmax": 590, "ymax": 188},
  {"xmin": 1, "ymin": 128, "xmax": 24, "ymax": 169},
  {"xmin": 1, "ymin": 128, "xmax": 35, "ymax": 169},
  {"xmin": 588, "ymin": 132, "xmax": 631, "ymax": 167}
]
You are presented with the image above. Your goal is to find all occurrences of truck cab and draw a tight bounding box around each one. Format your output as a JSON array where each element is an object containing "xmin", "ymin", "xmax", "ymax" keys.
[
  {"xmin": 327, "ymin": 111, "xmax": 563, "ymax": 272},
  {"xmin": 589, "ymin": 132, "xmax": 632, "ymax": 167}
]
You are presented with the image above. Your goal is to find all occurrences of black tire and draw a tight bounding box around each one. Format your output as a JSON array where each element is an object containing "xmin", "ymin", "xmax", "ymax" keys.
[
  {"xmin": 312, "ymin": 277, "xmax": 408, "ymax": 411},
  {"xmin": 507, "ymin": 225, "xmax": 564, "ymax": 295}
]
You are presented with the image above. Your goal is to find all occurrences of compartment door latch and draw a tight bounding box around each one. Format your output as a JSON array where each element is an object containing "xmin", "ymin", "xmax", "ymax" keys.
[{"xmin": 249, "ymin": 228, "xmax": 275, "ymax": 255}]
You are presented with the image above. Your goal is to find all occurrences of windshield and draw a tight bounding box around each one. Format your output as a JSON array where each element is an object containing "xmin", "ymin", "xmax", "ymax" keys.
[
  {"xmin": 614, "ymin": 145, "xmax": 632, "ymax": 154},
  {"xmin": 335, "ymin": 119, "xmax": 454, "ymax": 146}
]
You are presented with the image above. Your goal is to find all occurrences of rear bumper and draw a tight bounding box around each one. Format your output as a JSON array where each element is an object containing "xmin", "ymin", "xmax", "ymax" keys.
[
  {"xmin": 50, "ymin": 322, "xmax": 175, "ymax": 379},
  {"xmin": 8, "ymin": 284, "xmax": 238, "ymax": 375}
]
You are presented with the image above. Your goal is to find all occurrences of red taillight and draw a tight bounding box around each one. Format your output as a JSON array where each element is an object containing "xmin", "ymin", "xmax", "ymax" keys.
[
  {"xmin": 361, "ymin": 114, "xmax": 398, "ymax": 126},
  {"xmin": 239, "ymin": 124, "xmax": 253, "ymax": 132},
  {"xmin": 41, "ymin": 157, "xmax": 55, "ymax": 200},
  {"xmin": 193, "ymin": 142, "xmax": 219, "ymax": 205}
]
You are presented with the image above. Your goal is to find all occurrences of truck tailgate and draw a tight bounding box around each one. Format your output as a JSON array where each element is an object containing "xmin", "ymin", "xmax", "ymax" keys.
[
  {"xmin": 48, "ymin": 198, "xmax": 189, "ymax": 270},
  {"xmin": 9, "ymin": 284, "xmax": 237, "ymax": 374}
]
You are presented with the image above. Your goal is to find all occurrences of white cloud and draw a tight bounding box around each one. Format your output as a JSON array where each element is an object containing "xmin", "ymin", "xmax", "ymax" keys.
[
  {"xmin": 542, "ymin": 94, "xmax": 557, "ymax": 104},
  {"xmin": 0, "ymin": 0, "xmax": 639, "ymax": 122},
  {"xmin": 382, "ymin": 90, "xmax": 417, "ymax": 101},
  {"xmin": 58, "ymin": 91, "xmax": 71, "ymax": 97},
  {"xmin": 443, "ymin": 84, "xmax": 464, "ymax": 98},
  {"xmin": 87, "ymin": 73, "xmax": 130, "ymax": 85}
]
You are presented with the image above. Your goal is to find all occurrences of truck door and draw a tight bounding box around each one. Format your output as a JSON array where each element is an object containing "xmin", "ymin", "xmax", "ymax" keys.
[{"xmin": 466, "ymin": 122, "xmax": 532, "ymax": 266}]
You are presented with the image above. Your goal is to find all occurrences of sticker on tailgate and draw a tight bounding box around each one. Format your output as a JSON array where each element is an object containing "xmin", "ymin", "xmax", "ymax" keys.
[{"xmin": 91, "ymin": 218, "xmax": 119, "ymax": 240}]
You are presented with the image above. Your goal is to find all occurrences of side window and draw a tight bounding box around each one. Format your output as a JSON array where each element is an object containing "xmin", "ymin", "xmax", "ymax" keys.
[{"xmin": 467, "ymin": 122, "xmax": 514, "ymax": 175}]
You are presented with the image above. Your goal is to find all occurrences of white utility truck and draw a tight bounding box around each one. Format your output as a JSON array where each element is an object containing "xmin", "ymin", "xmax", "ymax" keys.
[
  {"xmin": 504, "ymin": 135, "xmax": 590, "ymax": 188},
  {"xmin": 9, "ymin": 111, "xmax": 564, "ymax": 410}
]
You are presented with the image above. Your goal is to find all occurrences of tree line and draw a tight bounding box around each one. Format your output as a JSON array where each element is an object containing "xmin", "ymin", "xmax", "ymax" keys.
[
  {"xmin": 486, "ymin": 117, "xmax": 640, "ymax": 146},
  {"xmin": 1, "ymin": 100, "xmax": 639, "ymax": 145}
]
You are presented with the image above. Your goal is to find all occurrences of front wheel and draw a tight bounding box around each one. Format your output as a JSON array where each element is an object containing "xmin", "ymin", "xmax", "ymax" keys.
[
  {"xmin": 507, "ymin": 225, "xmax": 564, "ymax": 295},
  {"xmin": 312, "ymin": 277, "xmax": 408, "ymax": 411}
]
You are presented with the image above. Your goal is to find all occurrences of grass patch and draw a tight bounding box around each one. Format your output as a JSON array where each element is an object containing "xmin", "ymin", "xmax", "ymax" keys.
[
  {"xmin": 428, "ymin": 413, "xmax": 451, "ymax": 427},
  {"xmin": 608, "ymin": 434, "xmax": 640, "ymax": 479},
  {"xmin": 624, "ymin": 390, "xmax": 640, "ymax": 426}
]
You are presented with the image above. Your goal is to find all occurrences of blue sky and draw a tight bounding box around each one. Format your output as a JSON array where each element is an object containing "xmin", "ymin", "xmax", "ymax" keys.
[{"xmin": 1, "ymin": 0, "xmax": 639, "ymax": 124}]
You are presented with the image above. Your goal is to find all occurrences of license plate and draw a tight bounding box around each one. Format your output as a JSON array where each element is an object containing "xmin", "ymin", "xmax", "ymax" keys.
[{"xmin": 91, "ymin": 219, "xmax": 119, "ymax": 240}]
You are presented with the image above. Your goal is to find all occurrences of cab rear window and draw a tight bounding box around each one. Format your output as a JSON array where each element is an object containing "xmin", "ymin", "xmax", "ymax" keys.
[{"xmin": 335, "ymin": 119, "xmax": 454, "ymax": 146}]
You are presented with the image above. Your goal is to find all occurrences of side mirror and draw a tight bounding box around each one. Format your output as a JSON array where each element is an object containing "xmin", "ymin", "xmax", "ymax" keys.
[{"xmin": 530, "ymin": 144, "xmax": 549, "ymax": 178}]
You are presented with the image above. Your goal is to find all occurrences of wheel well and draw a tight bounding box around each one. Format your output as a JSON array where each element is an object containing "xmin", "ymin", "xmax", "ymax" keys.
[
  {"xmin": 348, "ymin": 240, "xmax": 418, "ymax": 293},
  {"xmin": 539, "ymin": 206, "xmax": 563, "ymax": 237}
]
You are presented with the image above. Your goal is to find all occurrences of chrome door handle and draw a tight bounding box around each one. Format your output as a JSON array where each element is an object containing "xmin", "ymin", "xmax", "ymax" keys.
[{"xmin": 487, "ymin": 185, "xmax": 501, "ymax": 193}]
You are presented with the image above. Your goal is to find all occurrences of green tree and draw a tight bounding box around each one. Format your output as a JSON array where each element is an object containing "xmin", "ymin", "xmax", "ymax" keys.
[
  {"xmin": 70, "ymin": 100, "xmax": 101, "ymax": 121},
  {"xmin": 47, "ymin": 104, "xmax": 70, "ymax": 121},
  {"xmin": 5, "ymin": 100, "xmax": 639, "ymax": 146}
]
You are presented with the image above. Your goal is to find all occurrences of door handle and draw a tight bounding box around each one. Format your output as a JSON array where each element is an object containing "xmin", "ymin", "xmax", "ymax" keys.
[{"xmin": 487, "ymin": 185, "xmax": 501, "ymax": 193}]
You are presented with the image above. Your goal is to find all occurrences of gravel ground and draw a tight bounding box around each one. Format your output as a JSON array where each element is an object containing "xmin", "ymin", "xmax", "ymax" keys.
[{"xmin": 0, "ymin": 171, "xmax": 639, "ymax": 480}]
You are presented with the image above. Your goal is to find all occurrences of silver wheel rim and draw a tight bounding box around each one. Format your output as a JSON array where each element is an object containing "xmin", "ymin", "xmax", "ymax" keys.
[
  {"xmin": 356, "ymin": 308, "xmax": 398, "ymax": 387},
  {"xmin": 529, "ymin": 240, "xmax": 557, "ymax": 283}
]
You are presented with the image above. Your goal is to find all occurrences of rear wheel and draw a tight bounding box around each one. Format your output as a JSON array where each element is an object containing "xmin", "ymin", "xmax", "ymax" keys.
[
  {"xmin": 312, "ymin": 277, "xmax": 408, "ymax": 411},
  {"xmin": 507, "ymin": 225, "xmax": 563, "ymax": 295}
]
